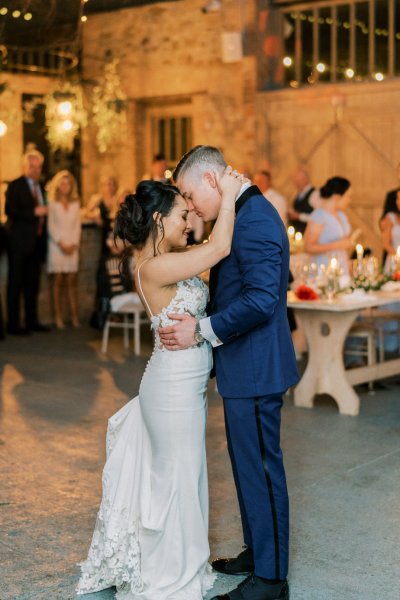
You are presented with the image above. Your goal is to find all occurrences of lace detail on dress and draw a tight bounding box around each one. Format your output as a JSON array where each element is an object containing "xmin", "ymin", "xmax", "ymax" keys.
[
  {"xmin": 76, "ymin": 472, "xmax": 144, "ymax": 595},
  {"xmin": 151, "ymin": 276, "xmax": 209, "ymax": 352}
]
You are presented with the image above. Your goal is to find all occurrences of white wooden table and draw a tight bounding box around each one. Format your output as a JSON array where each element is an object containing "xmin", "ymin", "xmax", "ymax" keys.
[{"xmin": 288, "ymin": 291, "xmax": 400, "ymax": 416}]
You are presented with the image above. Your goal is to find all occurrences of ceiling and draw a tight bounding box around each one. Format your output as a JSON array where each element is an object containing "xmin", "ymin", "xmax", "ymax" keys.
[{"xmin": 0, "ymin": 0, "xmax": 182, "ymax": 47}]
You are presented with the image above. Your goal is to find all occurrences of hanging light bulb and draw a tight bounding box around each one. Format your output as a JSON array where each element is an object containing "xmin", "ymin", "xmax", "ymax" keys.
[
  {"xmin": 58, "ymin": 101, "xmax": 72, "ymax": 116},
  {"xmin": 0, "ymin": 119, "xmax": 7, "ymax": 136},
  {"xmin": 62, "ymin": 119, "xmax": 73, "ymax": 131},
  {"xmin": 283, "ymin": 56, "xmax": 293, "ymax": 67},
  {"xmin": 316, "ymin": 62, "xmax": 326, "ymax": 73}
]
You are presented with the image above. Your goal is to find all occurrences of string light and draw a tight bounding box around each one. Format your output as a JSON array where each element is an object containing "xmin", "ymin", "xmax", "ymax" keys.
[
  {"xmin": 345, "ymin": 68, "xmax": 355, "ymax": 79},
  {"xmin": 316, "ymin": 62, "xmax": 326, "ymax": 73},
  {"xmin": 0, "ymin": 7, "xmax": 8, "ymax": 16},
  {"xmin": 289, "ymin": 11, "xmax": 400, "ymax": 39},
  {"xmin": 24, "ymin": 13, "xmax": 33, "ymax": 21},
  {"xmin": 283, "ymin": 56, "xmax": 293, "ymax": 67},
  {"xmin": 374, "ymin": 72, "xmax": 384, "ymax": 81},
  {"xmin": 12, "ymin": 10, "xmax": 21, "ymax": 18},
  {"xmin": 81, "ymin": 15, "xmax": 87, "ymax": 22}
]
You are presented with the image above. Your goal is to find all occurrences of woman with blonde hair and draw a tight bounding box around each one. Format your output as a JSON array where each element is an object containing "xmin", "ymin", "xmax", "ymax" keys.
[{"xmin": 46, "ymin": 170, "xmax": 81, "ymax": 328}]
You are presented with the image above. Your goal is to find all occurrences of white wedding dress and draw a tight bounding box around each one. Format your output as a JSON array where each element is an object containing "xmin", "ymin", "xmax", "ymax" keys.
[{"xmin": 77, "ymin": 274, "xmax": 216, "ymax": 599}]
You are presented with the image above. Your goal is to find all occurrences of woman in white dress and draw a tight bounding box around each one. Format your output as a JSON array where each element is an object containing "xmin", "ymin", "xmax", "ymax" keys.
[
  {"xmin": 381, "ymin": 190, "xmax": 400, "ymax": 273},
  {"xmin": 77, "ymin": 169, "xmax": 244, "ymax": 599},
  {"xmin": 304, "ymin": 176, "xmax": 353, "ymax": 275},
  {"xmin": 46, "ymin": 170, "xmax": 81, "ymax": 328}
]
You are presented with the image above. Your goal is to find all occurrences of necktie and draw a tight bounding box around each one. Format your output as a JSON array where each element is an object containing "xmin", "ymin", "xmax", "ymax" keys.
[{"xmin": 32, "ymin": 182, "xmax": 44, "ymax": 236}]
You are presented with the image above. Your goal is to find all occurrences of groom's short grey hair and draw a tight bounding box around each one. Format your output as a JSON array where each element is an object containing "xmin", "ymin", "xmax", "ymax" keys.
[{"xmin": 174, "ymin": 145, "xmax": 227, "ymax": 182}]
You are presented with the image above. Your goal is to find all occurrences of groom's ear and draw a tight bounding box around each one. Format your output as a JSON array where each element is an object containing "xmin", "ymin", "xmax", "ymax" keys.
[{"xmin": 204, "ymin": 171, "xmax": 218, "ymax": 189}]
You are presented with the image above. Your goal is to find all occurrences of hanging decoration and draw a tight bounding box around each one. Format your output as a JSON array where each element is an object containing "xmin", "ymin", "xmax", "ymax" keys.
[
  {"xmin": 91, "ymin": 58, "xmax": 127, "ymax": 153},
  {"xmin": 0, "ymin": 82, "xmax": 20, "ymax": 136},
  {"xmin": 43, "ymin": 81, "xmax": 87, "ymax": 152}
]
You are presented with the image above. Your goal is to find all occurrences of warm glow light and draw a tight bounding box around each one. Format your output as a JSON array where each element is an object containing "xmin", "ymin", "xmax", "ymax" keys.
[
  {"xmin": 62, "ymin": 119, "xmax": 73, "ymax": 131},
  {"xmin": 0, "ymin": 120, "xmax": 7, "ymax": 136},
  {"xmin": 356, "ymin": 244, "xmax": 363, "ymax": 259},
  {"xmin": 24, "ymin": 12, "xmax": 33, "ymax": 21},
  {"xmin": 316, "ymin": 62, "xmax": 326, "ymax": 73},
  {"xmin": 283, "ymin": 56, "xmax": 293, "ymax": 67},
  {"xmin": 164, "ymin": 169, "xmax": 172, "ymax": 179},
  {"xmin": 81, "ymin": 15, "xmax": 87, "ymax": 22},
  {"xmin": 0, "ymin": 7, "xmax": 8, "ymax": 16},
  {"xmin": 287, "ymin": 226, "xmax": 295, "ymax": 238},
  {"xmin": 58, "ymin": 101, "xmax": 72, "ymax": 116},
  {"xmin": 345, "ymin": 68, "xmax": 355, "ymax": 79},
  {"xmin": 396, "ymin": 246, "xmax": 400, "ymax": 258},
  {"xmin": 295, "ymin": 232, "xmax": 303, "ymax": 242},
  {"xmin": 374, "ymin": 72, "xmax": 384, "ymax": 81},
  {"xmin": 12, "ymin": 10, "xmax": 21, "ymax": 18}
]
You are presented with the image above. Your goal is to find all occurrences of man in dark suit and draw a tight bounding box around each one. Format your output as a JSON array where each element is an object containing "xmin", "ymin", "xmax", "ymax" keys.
[
  {"xmin": 159, "ymin": 146, "xmax": 299, "ymax": 600},
  {"xmin": 381, "ymin": 161, "xmax": 400, "ymax": 217},
  {"xmin": 5, "ymin": 149, "xmax": 49, "ymax": 335}
]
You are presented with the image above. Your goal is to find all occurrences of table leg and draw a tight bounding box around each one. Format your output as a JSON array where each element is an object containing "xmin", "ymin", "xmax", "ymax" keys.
[{"xmin": 293, "ymin": 308, "xmax": 360, "ymax": 416}]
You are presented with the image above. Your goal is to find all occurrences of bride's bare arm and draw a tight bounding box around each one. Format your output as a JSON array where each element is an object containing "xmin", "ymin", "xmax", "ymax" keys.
[{"xmin": 139, "ymin": 169, "xmax": 243, "ymax": 286}]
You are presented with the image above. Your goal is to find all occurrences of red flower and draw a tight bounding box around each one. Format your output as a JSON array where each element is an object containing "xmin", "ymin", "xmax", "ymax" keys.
[
  {"xmin": 392, "ymin": 271, "xmax": 400, "ymax": 281},
  {"xmin": 294, "ymin": 284, "xmax": 320, "ymax": 301}
]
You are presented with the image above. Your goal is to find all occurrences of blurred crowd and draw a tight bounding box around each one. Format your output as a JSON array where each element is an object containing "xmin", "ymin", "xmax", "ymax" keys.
[{"xmin": 2, "ymin": 147, "xmax": 400, "ymax": 337}]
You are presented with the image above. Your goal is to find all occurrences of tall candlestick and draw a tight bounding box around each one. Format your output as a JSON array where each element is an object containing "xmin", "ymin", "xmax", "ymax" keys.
[{"xmin": 356, "ymin": 244, "xmax": 363, "ymax": 261}]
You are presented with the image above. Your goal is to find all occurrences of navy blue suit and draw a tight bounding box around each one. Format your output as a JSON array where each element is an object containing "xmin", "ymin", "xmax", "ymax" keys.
[{"xmin": 208, "ymin": 185, "xmax": 299, "ymax": 579}]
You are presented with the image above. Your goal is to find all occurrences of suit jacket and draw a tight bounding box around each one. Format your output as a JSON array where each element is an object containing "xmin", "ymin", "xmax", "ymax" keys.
[
  {"xmin": 382, "ymin": 188, "xmax": 399, "ymax": 218},
  {"xmin": 5, "ymin": 176, "xmax": 47, "ymax": 257},
  {"xmin": 209, "ymin": 186, "xmax": 299, "ymax": 398}
]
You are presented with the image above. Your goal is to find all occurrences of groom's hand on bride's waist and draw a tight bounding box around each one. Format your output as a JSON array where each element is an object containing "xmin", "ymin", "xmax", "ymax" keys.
[{"xmin": 159, "ymin": 314, "xmax": 196, "ymax": 351}]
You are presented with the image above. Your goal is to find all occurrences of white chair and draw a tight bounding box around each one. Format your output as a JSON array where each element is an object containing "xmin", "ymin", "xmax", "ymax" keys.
[
  {"xmin": 101, "ymin": 258, "xmax": 150, "ymax": 355},
  {"xmin": 101, "ymin": 292, "xmax": 150, "ymax": 355}
]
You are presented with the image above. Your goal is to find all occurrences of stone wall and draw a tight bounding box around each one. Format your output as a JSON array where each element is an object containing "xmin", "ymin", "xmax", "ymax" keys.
[{"xmin": 81, "ymin": 0, "xmax": 258, "ymax": 197}]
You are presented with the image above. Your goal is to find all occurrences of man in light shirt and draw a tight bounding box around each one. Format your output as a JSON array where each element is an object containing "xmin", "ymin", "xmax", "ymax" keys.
[{"xmin": 254, "ymin": 170, "xmax": 287, "ymax": 227}]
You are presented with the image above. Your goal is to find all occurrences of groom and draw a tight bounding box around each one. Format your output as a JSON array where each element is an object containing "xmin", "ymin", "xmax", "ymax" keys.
[{"xmin": 159, "ymin": 146, "xmax": 298, "ymax": 600}]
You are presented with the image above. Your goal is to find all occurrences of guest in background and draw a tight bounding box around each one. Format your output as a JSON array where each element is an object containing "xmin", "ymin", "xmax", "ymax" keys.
[
  {"xmin": 5, "ymin": 149, "xmax": 49, "ymax": 335},
  {"xmin": 381, "ymin": 191, "xmax": 400, "ymax": 273},
  {"xmin": 47, "ymin": 170, "xmax": 81, "ymax": 329},
  {"xmin": 85, "ymin": 176, "xmax": 122, "ymax": 329},
  {"xmin": 143, "ymin": 153, "xmax": 171, "ymax": 183},
  {"xmin": 254, "ymin": 169, "xmax": 287, "ymax": 225},
  {"xmin": 288, "ymin": 167, "xmax": 320, "ymax": 234},
  {"xmin": 304, "ymin": 176, "xmax": 353, "ymax": 275},
  {"xmin": 381, "ymin": 160, "xmax": 400, "ymax": 217}
]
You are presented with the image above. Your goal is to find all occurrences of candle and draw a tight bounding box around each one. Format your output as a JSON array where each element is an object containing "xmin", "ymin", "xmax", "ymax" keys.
[
  {"xmin": 329, "ymin": 257, "xmax": 338, "ymax": 272},
  {"xmin": 356, "ymin": 244, "xmax": 363, "ymax": 261},
  {"xmin": 287, "ymin": 226, "xmax": 295, "ymax": 240}
]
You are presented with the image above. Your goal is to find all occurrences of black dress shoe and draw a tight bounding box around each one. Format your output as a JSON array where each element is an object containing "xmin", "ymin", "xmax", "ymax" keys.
[
  {"xmin": 211, "ymin": 575, "xmax": 289, "ymax": 600},
  {"xmin": 212, "ymin": 546, "xmax": 254, "ymax": 576},
  {"xmin": 7, "ymin": 326, "xmax": 31, "ymax": 336},
  {"xmin": 30, "ymin": 323, "xmax": 51, "ymax": 332}
]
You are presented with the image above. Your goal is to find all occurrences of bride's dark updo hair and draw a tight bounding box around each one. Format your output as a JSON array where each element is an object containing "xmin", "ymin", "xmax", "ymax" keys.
[
  {"xmin": 320, "ymin": 176, "xmax": 350, "ymax": 199},
  {"xmin": 114, "ymin": 180, "xmax": 181, "ymax": 253}
]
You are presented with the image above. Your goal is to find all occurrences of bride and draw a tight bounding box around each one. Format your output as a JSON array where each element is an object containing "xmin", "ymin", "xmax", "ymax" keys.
[{"xmin": 76, "ymin": 168, "xmax": 244, "ymax": 599}]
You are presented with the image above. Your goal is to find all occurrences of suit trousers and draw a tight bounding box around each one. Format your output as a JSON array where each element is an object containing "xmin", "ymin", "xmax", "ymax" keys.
[
  {"xmin": 223, "ymin": 394, "xmax": 289, "ymax": 580},
  {"xmin": 7, "ymin": 239, "xmax": 42, "ymax": 330}
]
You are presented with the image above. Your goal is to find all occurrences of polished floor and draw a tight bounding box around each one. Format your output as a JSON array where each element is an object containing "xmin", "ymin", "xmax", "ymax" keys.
[{"xmin": 0, "ymin": 326, "xmax": 399, "ymax": 600}]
